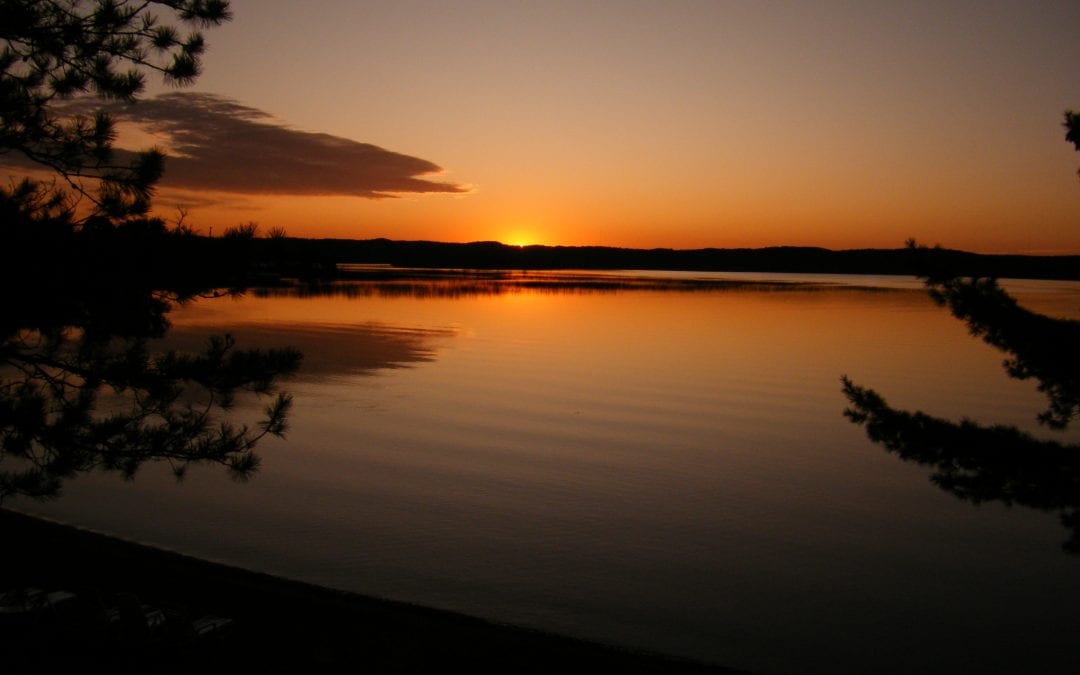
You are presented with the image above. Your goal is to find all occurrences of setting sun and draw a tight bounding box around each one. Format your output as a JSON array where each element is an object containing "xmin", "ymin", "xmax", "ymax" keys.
[{"xmin": 502, "ymin": 230, "xmax": 541, "ymax": 248}]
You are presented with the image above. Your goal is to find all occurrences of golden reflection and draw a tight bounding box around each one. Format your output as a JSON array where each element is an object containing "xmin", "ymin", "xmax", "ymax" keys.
[
  {"xmin": 165, "ymin": 291, "xmax": 461, "ymax": 378},
  {"xmin": 285, "ymin": 268, "xmax": 903, "ymax": 299}
]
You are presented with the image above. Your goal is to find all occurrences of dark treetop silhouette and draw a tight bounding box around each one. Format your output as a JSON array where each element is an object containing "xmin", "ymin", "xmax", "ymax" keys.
[
  {"xmin": 1, "ymin": 0, "xmax": 303, "ymax": 501},
  {"xmin": 1067, "ymin": 109, "xmax": 1080, "ymax": 178},
  {"xmin": 843, "ymin": 114, "xmax": 1080, "ymax": 552}
]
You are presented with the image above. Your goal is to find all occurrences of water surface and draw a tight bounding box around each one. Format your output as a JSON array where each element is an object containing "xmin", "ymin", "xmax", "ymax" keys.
[{"xmin": 15, "ymin": 272, "xmax": 1080, "ymax": 674}]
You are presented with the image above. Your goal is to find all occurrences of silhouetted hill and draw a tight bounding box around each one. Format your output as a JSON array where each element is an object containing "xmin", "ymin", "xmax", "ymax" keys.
[{"xmin": 253, "ymin": 238, "xmax": 1080, "ymax": 281}]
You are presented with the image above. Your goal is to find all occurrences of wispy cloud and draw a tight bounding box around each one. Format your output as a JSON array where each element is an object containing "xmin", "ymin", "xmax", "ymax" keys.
[{"xmin": 100, "ymin": 93, "xmax": 467, "ymax": 198}]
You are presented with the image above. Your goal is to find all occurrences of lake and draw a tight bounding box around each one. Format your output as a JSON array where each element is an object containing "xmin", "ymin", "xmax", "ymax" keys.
[{"xmin": 12, "ymin": 270, "xmax": 1080, "ymax": 674}]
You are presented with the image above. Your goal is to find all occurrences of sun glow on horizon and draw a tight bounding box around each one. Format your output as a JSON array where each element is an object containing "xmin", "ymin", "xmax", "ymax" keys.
[
  {"xmin": 52, "ymin": 0, "xmax": 1072, "ymax": 256},
  {"xmin": 501, "ymin": 229, "xmax": 543, "ymax": 248}
]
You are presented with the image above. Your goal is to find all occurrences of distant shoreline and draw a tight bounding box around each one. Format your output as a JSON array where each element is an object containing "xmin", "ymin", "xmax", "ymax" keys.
[{"xmin": 251, "ymin": 238, "xmax": 1080, "ymax": 281}]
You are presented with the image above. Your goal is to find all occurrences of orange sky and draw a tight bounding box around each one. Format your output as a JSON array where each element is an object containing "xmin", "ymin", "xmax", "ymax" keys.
[{"xmin": 9, "ymin": 1, "xmax": 1080, "ymax": 253}]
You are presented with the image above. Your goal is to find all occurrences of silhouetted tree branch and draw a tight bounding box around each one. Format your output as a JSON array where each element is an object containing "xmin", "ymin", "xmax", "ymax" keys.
[
  {"xmin": 841, "ymin": 377, "xmax": 1080, "ymax": 552},
  {"xmin": 1, "ymin": 0, "xmax": 230, "ymax": 218},
  {"xmin": 905, "ymin": 244, "xmax": 1080, "ymax": 429},
  {"xmin": 843, "ymin": 249, "xmax": 1079, "ymax": 551},
  {"xmin": 0, "ymin": 0, "xmax": 306, "ymax": 501},
  {"xmin": 842, "ymin": 110, "xmax": 1080, "ymax": 553},
  {"xmin": 0, "ymin": 282, "xmax": 301, "ymax": 501}
]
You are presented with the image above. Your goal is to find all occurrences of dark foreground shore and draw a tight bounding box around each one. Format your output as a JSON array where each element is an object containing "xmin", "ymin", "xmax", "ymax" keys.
[{"xmin": 1, "ymin": 508, "xmax": 747, "ymax": 673}]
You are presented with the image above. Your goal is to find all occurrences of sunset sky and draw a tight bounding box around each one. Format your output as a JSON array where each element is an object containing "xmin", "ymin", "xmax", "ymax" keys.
[{"xmin": 15, "ymin": 1, "xmax": 1080, "ymax": 252}]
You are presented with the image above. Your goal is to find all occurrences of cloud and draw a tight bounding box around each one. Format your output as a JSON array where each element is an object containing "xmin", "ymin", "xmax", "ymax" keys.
[{"xmin": 101, "ymin": 93, "xmax": 467, "ymax": 199}]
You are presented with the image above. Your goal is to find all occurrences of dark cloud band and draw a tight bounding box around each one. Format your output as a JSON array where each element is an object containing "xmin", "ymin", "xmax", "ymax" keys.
[{"xmin": 38, "ymin": 93, "xmax": 466, "ymax": 199}]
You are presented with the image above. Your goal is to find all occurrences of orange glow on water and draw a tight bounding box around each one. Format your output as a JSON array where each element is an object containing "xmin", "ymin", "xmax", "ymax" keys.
[{"xmin": 22, "ymin": 272, "xmax": 1080, "ymax": 673}]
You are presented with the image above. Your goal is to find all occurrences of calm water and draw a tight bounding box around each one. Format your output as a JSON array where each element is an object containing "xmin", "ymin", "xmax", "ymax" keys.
[{"xmin": 14, "ymin": 272, "xmax": 1080, "ymax": 674}]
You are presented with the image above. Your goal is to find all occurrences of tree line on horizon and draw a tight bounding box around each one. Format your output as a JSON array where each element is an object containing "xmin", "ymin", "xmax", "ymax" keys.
[{"xmin": 245, "ymin": 237, "xmax": 1080, "ymax": 280}]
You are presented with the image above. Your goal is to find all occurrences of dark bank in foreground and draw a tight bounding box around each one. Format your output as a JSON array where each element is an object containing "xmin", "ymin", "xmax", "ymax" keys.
[{"xmin": 0, "ymin": 509, "xmax": 745, "ymax": 674}]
